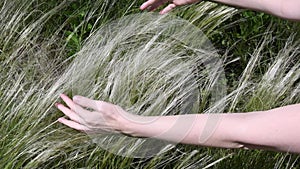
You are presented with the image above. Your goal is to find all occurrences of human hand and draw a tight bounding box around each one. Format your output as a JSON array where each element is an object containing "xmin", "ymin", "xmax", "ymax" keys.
[
  {"xmin": 56, "ymin": 94, "xmax": 133, "ymax": 134},
  {"xmin": 140, "ymin": 0, "xmax": 201, "ymax": 14}
]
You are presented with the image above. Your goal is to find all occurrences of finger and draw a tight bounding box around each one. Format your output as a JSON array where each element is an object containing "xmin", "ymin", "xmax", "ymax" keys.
[
  {"xmin": 73, "ymin": 95, "xmax": 99, "ymax": 111},
  {"xmin": 159, "ymin": 3, "xmax": 176, "ymax": 14},
  {"xmin": 56, "ymin": 103, "xmax": 82, "ymax": 123},
  {"xmin": 58, "ymin": 117, "xmax": 89, "ymax": 131},
  {"xmin": 140, "ymin": 0, "xmax": 166, "ymax": 10},
  {"xmin": 73, "ymin": 95, "xmax": 121, "ymax": 118},
  {"xmin": 60, "ymin": 94, "xmax": 91, "ymax": 117},
  {"xmin": 148, "ymin": 2, "xmax": 163, "ymax": 11},
  {"xmin": 60, "ymin": 94, "xmax": 77, "ymax": 111}
]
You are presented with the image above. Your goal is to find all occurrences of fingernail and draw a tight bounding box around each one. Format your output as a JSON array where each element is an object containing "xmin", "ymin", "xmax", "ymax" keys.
[{"xmin": 55, "ymin": 103, "xmax": 60, "ymax": 107}]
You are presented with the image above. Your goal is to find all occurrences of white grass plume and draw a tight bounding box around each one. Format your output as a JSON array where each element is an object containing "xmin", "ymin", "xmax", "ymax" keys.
[{"xmin": 52, "ymin": 13, "xmax": 227, "ymax": 158}]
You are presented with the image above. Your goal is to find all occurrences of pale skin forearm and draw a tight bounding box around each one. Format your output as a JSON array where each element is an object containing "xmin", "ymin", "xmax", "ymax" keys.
[
  {"xmin": 121, "ymin": 104, "xmax": 300, "ymax": 153},
  {"xmin": 211, "ymin": 0, "xmax": 273, "ymax": 14},
  {"xmin": 123, "ymin": 113, "xmax": 246, "ymax": 149},
  {"xmin": 210, "ymin": 0, "xmax": 300, "ymax": 20},
  {"xmin": 236, "ymin": 104, "xmax": 300, "ymax": 153}
]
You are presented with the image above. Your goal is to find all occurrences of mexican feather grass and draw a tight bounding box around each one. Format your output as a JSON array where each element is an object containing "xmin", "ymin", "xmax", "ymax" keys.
[{"xmin": 0, "ymin": 0, "xmax": 299, "ymax": 168}]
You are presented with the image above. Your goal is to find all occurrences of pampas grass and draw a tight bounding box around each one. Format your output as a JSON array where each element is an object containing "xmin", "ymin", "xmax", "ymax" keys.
[{"xmin": 0, "ymin": 0, "xmax": 299, "ymax": 168}]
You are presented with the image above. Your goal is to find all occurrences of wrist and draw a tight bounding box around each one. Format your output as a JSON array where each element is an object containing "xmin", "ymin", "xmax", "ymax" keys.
[
  {"xmin": 116, "ymin": 110, "xmax": 164, "ymax": 138},
  {"xmin": 114, "ymin": 106, "xmax": 147, "ymax": 137}
]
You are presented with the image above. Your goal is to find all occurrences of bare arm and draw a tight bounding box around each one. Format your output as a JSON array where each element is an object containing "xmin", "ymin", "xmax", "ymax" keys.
[
  {"xmin": 140, "ymin": 0, "xmax": 300, "ymax": 21},
  {"xmin": 235, "ymin": 104, "xmax": 300, "ymax": 153},
  {"xmin": 124, "ymin": 104, "xmax": 300, "ymax": 153},
  {"xmin": 56, "ymin": 94, "xmax": 300, "ymax": 154},
  {"xmin": 212, "ymin": 0, "xmax": 300, "ymax": 21}
]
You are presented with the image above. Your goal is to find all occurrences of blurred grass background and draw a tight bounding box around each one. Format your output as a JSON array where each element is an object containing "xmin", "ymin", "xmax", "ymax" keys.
[{"xmin": 0, "ymin": 0, "xmax": 299, "ymax": 168}]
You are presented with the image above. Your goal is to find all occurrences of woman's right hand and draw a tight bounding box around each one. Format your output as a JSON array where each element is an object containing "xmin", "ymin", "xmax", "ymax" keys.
[{"xmin": 140, "ymin": 0, "xmax": 201, "ymax": 14}]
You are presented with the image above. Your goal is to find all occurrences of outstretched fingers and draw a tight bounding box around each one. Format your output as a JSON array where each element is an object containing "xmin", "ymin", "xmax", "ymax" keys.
[
  {"xmin": 60, "ymin": 94, "xmax": 77, "ymax": 111},
  {"xmin": 73, "ymin": 95, "xmax": 117, "ymax": 116},
  {"xmin": 60, "ymin": 94, "xmax": 91, "ymax": 119},
  {"xmin": 55, "ymin": 103, "xmax": 82, "ymax": 123},
  {"xmin": 58, "ymin": 117, "xmax": 89, "ymax": 131},
  {"xmin": 140, "ymin": 0, "xmax": 168, "ymax": 11}
]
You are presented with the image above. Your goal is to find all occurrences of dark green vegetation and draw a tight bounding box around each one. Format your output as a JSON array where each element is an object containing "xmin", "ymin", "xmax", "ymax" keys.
[{"xmin": 0, "ymin": 0, "xmax": 299, "ymax": 168}]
